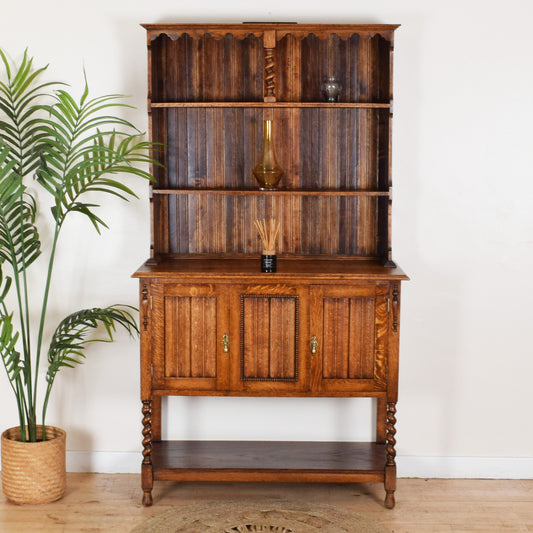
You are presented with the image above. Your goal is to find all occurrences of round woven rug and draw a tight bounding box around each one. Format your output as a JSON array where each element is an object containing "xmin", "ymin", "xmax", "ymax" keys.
[{"xmin": 131, "ymin": 500, "xmax": 392, "ymax": 533}]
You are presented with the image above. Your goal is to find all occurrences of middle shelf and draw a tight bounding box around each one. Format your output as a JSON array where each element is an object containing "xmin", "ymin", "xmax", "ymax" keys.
[
  {"xmin": 150, "ymin": 106, "xmax": 391, "ymax": 191},
  {"xmin": 151, "ymin": 101, "xmax": 391, "ymax": 109},
  {"xmin": 152, "ymin": 188, "xmax": 391, "ymax": 197}
]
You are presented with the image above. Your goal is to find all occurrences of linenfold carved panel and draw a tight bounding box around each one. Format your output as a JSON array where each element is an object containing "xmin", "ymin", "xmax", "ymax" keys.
[
  {"xmin": 240, "ymin": 295, "xmax": 299, "ymax": 381},
  {"xmin": 164, "ymin": 295, "xmax": 217, "ymax": 378},
  {"xmin": 321, "ymin": 297, "xmax": 376, "ymax": 379}
]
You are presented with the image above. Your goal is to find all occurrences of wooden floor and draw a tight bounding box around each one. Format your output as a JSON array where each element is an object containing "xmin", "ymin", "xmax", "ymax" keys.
[{"xmin": 0, "ymin": 475, "xmax": 531, "ymax": 532}]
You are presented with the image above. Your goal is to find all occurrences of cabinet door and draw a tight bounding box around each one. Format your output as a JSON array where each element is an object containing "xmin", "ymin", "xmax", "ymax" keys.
[
  {"xmin": 151, "ymin": 283, "xmax": 229, "ymax": 392},
  {"xmin": 229, "ymin": 285, "xmax": 309, "ymax": 393},
  {"xmin": 310, "ymin": 284, "xmax": 390, "ymax": 393}
]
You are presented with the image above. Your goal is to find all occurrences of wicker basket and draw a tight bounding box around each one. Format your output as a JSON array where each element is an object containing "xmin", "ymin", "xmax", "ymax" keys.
[{"xmin": 1, "ymin": 426, "xmax": 66, "ymax": 504}]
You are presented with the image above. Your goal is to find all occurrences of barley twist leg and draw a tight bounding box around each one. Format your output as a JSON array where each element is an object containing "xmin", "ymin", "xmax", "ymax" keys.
[
  {"xmin": 141, "ymin": 400, "xmax": 153, "ymax": 506},
  {"xmin": 384, "ymin": 401, "xmax": 397, "ymax": 509}
]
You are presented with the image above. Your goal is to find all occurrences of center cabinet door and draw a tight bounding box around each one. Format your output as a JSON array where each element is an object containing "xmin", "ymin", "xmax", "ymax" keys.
[
  {"xmin": 229, "ymin": 285, "xmax": 309, "ymax": 394},
  {"xmin": 151, "ymin": 283, "xmax": 229, "ymax": 392},
  {"xmin": 309, "ymin": 284, "xmax": 390, "ymax": 394}
]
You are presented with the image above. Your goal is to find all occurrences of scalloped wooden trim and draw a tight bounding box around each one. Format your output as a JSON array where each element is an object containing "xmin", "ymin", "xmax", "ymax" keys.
[
  {"xmin": 148, "ymin": 30, "xmax": 264, "ymax": 41},
  {"xmin": 142, "ymin": 23, "xmax": 399, "ymax": 42},
  {"xmin": 276, "ymin": 30, "xmax": 394, "ymax": 41}
]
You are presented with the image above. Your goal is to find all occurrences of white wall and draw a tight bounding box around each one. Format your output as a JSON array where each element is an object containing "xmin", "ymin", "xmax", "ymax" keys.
[{"xmin": 1, "ymin": 0, "xmax": 532, "ymax": 478}]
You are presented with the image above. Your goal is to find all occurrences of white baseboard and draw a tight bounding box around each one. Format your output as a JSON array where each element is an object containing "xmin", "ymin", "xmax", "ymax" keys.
[
  {"xmin": 66, "ymin": 451, "xmax": 533, "ymax": 479},
  {"xmin": 397, "ymin": 455, "xmax": 533, "ymax": 479},
  {"xmin": 66, "ymin": 451, "xmax": 140, "ymax": 474}
]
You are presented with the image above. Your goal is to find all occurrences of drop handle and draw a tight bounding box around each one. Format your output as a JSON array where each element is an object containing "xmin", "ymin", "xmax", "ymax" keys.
[
  {"xmin": 222, "ymin": 333, "xmax": 230, "ymax": 353},
  {"xmin": 310, "ymin": 335, "xmax": 318, "ymax": 355}
]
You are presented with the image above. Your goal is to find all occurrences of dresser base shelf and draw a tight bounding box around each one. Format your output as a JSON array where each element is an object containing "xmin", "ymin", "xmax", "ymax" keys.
[{"xmin": 142, "ymin": 440, "xmax": 395, "ymax": 507}]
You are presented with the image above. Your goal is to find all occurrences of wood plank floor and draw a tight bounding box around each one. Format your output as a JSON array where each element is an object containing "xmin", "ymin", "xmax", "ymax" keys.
[{"xmin": 0, "ymin": 475, "xmax": 531, "ymax": 532}]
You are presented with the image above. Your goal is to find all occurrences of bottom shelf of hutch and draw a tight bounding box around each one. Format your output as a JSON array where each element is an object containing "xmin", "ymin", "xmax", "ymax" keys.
[
  {"xmin": 152, "ymin": 440, "xmax": 386, "ymax": 481},
  {"xmin": 145, "ymin": 440, "xmax": 395, "ymax": 508}
]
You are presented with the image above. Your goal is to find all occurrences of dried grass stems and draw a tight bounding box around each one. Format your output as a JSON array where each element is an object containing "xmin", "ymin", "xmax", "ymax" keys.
[{"xmin": 254, "ymin": 218, "xmax": 280, "ymax": 255}]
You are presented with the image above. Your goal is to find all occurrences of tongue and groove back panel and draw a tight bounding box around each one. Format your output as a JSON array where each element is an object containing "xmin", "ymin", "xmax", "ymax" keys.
[{"xmin": 146, "ymin": 26, "xmax": 394, "ymax": 261}]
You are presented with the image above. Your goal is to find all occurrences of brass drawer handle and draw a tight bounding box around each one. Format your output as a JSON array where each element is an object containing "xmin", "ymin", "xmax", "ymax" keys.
[
  {"xmin": 222, "ymin": 333, "xmax": 229, "ymax": 353},
  {"xmin": 310, "ymin": 335, "xmax": 318, "ymax": 355}
]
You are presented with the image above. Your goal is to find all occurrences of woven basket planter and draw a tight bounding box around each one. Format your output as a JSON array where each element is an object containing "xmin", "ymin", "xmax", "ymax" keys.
[{"xmin": 1, "ymin": 426, "xmax": 66, "ymax": 504}]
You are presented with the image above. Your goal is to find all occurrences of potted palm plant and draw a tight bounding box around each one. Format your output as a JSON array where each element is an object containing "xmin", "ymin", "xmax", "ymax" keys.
[{"xmin": 0, "ymin": 49, "xmax": 154, "ymax": 503}]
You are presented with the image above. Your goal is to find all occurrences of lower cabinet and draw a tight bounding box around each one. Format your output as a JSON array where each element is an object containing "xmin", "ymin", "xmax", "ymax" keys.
[
  {"xmin": 150, "ymin": 281, "xmax": 392, "ymax": 395},
  {"xmin": 138, "ymin": 275, "xmax": 402, "ymax": 509}
]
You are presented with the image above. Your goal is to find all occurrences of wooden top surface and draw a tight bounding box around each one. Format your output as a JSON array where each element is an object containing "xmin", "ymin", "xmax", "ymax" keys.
[
  {"xmin": 132, "ymin": 257, "xmax": 408, "ymax": 281},
  {"xmin": 142, "ymin": 22, "xmax": 400, "ymax": 39},
  {"xmin": 142, "ymin": 23, "xmax": 400, "ymax": 30}
]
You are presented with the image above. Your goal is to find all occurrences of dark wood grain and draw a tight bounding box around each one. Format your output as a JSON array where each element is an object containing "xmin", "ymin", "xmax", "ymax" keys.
[
  {"xmin": 152, "ymin": 440, "xmax": 387, "ymax": 479},
  {"xmin": 151, "ymin": 107, "xmax": 390, "ymax": 256}
]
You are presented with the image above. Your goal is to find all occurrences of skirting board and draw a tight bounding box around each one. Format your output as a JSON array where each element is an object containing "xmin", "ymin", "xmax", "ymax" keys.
[{"xmin": 66, "ymin": 452, "xmax": 533, "ymax": 479}]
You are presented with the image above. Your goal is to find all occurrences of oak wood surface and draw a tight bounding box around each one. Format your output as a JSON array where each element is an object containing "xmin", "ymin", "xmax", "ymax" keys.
[
  {"xmin": 151, "ymin": 440, "xmax": 386, "ymax": 475},
  {"xmin": 1, "ymin": 476, "xmax": 531, "ymax": 533},
  {"xmin": 150, "ymin": 102, "xmax": 391, "ymax": 107},
  {"xmin": 138, "ymin": 22, "xmax": 404, "ymax": 508},
  {"xmin": 151, "ymin": 188, "xmax": 391, "ymax": 195},
  {"xmin": 133, "ymin": 257, "xmax": 408, "ymax": 280}
]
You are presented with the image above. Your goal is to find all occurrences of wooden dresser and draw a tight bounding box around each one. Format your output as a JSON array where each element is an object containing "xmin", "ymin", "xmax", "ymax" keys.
[{"xmin": 133, "ymin": 22, "xmax": 407, "ymax": 509}]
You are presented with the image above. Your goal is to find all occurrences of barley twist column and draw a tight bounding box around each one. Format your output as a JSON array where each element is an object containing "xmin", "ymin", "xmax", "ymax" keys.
[
  {"xmin": 384, "ymin": 401, "xmax": 397, "ymax": 508},
  {"xmin": 141, "ymin": 400, "xmax": 153, "ymax": 506},
  {"xmin": 264, "ymin": 48, "xmax": 276, "ymax": 101}
]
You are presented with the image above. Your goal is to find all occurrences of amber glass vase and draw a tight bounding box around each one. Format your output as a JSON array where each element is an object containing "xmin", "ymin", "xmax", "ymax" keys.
[{"xmin": 253, "ymin": 120, "xmax": 284, "ymax": 190}]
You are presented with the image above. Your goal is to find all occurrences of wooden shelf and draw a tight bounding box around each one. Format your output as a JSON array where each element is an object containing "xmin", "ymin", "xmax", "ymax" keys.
[
  {"xmin": 151, "ymin": 440, "xmax": 386, "ymax": 483},
  {"xmin": 150, "ymin": 101, "xmax": 390, "ymax": 109},
  {"xmin": 133, "ymin": 257, "xmax": 408, "ymax": 280},
  {"xmin": 152, "ymin": 188, "xmax": 391, "ymax": 197},
  {"xmin": 142, "ymin": 22, "xmax": 400, "ymax": 33}
]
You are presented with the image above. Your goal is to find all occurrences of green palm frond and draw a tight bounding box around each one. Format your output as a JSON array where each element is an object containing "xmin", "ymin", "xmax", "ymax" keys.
[
  {"xmin": 0, "ymin": 267, "xmax": 28, "ymax": 432},
  {"xmin": 0, "ymin": 49, "xmax": 58, "ymax": 177},
  {"xmin": 46, "ymin": 305, "xmax": 139, "ymax": 384},
  {"xmin": 35, "ymin": 79, "xmax": 155, "ymax": 232},
  {"xmin": 0, "ymin": 268, "xmax": 22, "ymax": 383},
  {"xmin": 0, "ymin": 145, "xmax": 41, "ymax": 270},
  {"xmin": 0, "ymin": 311, "xmax": 22, "ymax": 383}
]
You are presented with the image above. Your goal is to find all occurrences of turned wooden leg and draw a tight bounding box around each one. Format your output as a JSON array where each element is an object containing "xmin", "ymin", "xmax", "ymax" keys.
[
  {"xmin": 384, "ymin": 401, "xmax": 397, "ymax": 509},
  {"xmin": 141, "ymin": 400, "xmax": 154, "ymax": 506}
]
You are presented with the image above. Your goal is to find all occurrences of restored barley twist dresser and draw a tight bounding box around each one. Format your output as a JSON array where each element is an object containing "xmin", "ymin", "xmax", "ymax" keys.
[{"xmin": 133, "ymin": 22, "xmax": 407, "ymax": 508}]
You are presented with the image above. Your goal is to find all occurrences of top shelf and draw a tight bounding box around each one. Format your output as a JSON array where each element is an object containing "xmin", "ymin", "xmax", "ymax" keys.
[
  {"xmin": 150, "ymin": 102, "xmax": 390, "ymax": 109},
  {"xmin": 142, "ymin": 23, "xmax": 400, "ymax": 43},
  {"xmin": 142, "ymin": 22, "xmax": 400, "ymax": 31},
  {"xmin": 147, "ymin": 27, "xmax": 395, "ymax": 105}
]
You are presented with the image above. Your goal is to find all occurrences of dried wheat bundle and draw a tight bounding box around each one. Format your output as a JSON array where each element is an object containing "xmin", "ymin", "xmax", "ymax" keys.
[{"xmin": 254, "ymin": 218, "xmax": 280, "ymax": 255}]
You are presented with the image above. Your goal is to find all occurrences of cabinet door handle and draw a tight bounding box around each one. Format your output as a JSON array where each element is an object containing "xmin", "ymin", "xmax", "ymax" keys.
[
  {"xmin": 310, "ymin": 335, "xmax": 318, "ymax": 355},
  {"xmin": 222, "ymin": 333, "xmax": 230, "ymax": 353}
]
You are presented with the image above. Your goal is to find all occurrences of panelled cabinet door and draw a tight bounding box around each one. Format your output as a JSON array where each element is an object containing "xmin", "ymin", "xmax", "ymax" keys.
[
  {"xmin": 229, "ymin": 285, "xmax": 309, "ymax": 393},
  {"xmin": 151, "ymin": 283, "xmax": 229, "ymax": 392},
  {"xmin": 309, "ymin": 284, "xmax": 390, "ymax": 393}
]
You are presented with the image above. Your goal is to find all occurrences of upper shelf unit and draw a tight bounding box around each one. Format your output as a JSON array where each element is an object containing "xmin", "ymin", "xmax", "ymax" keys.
[
  {"xmin": 143, "ymin": 23, "xmax": 398, "ymax": 105},
  {"xmin": 143, "ymin": 23, "xmax": 399, "ymax": 263}
]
